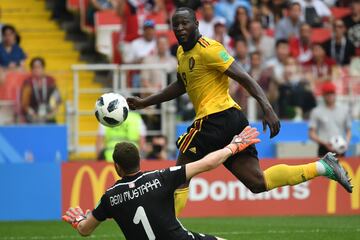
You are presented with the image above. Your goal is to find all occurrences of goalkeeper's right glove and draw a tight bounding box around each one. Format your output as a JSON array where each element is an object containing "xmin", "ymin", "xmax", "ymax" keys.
[
  {"xmin": 62, "ymin": 207, "xmax": 90, "ymax": 229},
  {"xmin": 225, "ymin": 126, "xmax": 260, "ymax": 155}
]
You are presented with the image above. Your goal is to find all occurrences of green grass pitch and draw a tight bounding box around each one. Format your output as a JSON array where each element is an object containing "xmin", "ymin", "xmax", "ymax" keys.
[{"xmin": 0, "ymin": 216, "xmax": 359, "ymax": 240}]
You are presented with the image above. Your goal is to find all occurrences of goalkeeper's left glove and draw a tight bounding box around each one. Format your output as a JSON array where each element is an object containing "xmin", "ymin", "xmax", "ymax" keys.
[
  {"xmin": 62, "ymin": 207, "xmax": 90, "ymax": 229},
  {"xmin": 225, "ymin": 126, "xmax": 260, "ymax": 155}
]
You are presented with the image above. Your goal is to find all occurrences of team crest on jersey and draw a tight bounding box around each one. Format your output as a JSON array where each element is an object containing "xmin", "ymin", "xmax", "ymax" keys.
[{"xmin": 189, "ymin": 57, "xmax": 195, "ymax": 71}]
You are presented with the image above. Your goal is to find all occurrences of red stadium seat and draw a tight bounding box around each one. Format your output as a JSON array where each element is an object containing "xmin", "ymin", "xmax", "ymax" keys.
[
  {"xmin": 67, "ymin": 0, "xmax": 80, "ymax": 12},
  {"xmin": 331, "ymin": 7, "xmax": 351, "ymax": 20},
  {"xmin": 95, "ymin": 10, "xmax": 122, "ymax": 57},
  {"xmin": 146, "ymin": 11, "xmax": 167, "ymax": 25},
  {"xmin": 112, "ymin": 31, "xmax": 121, "ymax": 64},
  {"xmin": 311, "ymin": 28, "xmax": 331, "ymax": 43}
]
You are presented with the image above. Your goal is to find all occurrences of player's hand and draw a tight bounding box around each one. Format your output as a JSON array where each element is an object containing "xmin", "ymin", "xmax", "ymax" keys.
[
  {"xmin": 226, "ymin": 126, "xmax": 261, "ymax": 155},
  {"xmin": 126, "ymin": 96, "xmax": 146, "ymax": 110},
  {"xmin": 262, "ymin": 106, "xmax": 280, "ymax": 138},
  {"xmin": 62, "ymin": 207, "xmax": 90, "ymax": 229}
]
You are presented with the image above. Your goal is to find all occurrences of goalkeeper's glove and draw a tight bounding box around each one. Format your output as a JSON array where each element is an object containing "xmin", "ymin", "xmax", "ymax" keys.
[
  {"xmin": 62, "ymin": 207, "xmax": 90, "ymax": 229},
  {"xmin": 225, "ymin": 126, "xmax": 260, "ymax": 155}
]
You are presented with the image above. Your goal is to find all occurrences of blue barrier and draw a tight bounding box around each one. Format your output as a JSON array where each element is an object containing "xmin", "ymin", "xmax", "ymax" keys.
[
  {"xmin": 0, "ymin": 163, "xmax": 61, "ymax": 220},
  {"xmin": 0, "ymin": 125, "xmax": 67, "ymax": 163},
  {"xmin": 176, "ymin": 120, "xmax": 360, "ymax": 158}
]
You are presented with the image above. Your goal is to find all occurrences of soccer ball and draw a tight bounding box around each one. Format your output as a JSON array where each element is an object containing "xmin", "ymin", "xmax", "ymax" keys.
[
  {"xmin": 330, "ymin": 135, "xmax": 348, "ymax": 154},
  {"xmin": 94, "ymin": 93, "xmax": 129, "ymax": 127}
]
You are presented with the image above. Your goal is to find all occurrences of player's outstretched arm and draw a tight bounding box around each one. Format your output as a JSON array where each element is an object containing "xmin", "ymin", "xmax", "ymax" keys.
[
  {"xmin": 185, "ymin": 126, "xmax": 260, "ymax": 180},
  {"xmin": 127, "ymin": 76, "xmax": 186, "ymax": 110},
  {"xmin": 62, "ymin": 207, "xmax": 101, "ymax": 237},
  {"xmin": 225, "ymin": 61, "xmax": 281, "ymax": 138}
]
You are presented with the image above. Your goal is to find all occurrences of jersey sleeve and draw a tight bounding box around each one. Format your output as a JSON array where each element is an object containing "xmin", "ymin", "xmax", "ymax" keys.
[
  {"xmin": 92, "ymin": 194, "xmax": 110, "ymax": 222},
  {"xmin": 202, "ymin": 42, "xmax": 234, "ymax": 72},
  {"xmin": 159, "ymin": 165, "xmax": 187, "ymax": 191}
]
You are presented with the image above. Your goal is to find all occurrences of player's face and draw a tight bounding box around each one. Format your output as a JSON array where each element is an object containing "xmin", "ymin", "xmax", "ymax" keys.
[{"xmin": 172, "ymin": 11, "xmax": 198, "ymax": 44}]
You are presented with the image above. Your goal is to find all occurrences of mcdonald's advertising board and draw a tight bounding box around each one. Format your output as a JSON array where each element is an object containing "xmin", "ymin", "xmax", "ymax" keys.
[{"xmin": 62, "ymin": 158, "xmax": 360, "ymax": 217}]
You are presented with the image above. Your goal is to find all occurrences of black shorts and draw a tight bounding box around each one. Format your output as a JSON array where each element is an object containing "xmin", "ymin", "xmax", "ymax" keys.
[{"xmin": 176, "ymin": 107, "xmax": 258, "ymax": 163}]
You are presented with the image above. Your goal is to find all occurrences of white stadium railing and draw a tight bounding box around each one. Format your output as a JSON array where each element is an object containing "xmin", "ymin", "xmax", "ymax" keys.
[{"xmin": 69, "ymin": 64, "xmax": 177, "ymax": 155}]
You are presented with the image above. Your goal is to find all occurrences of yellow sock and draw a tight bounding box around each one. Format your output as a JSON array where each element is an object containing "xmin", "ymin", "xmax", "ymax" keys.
[
  {"xmin": 174, "ymin": 187, "xmax": 189, "ymax": 217},
  {"xmin": 264, "ymin": 163, "xmax": 318, "ymax": 190}
]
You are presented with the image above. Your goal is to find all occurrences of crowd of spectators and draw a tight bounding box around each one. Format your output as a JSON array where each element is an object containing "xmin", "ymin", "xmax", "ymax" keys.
[
  {"xmin": 0, "ymin": 23, "xmax": 61, "ymax": 124},
  {"xmin": 79, "ymin": 0, "xmax": 360, "ymax": 122},
  {"xmin": 68, "ymin": 0, "xmax": 360, "ymax": 158}
]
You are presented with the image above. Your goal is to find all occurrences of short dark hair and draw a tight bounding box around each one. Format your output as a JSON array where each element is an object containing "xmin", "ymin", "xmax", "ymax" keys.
[
  {"xmin": 275, "ymin": 39, "xmax": 289, "ymax": 48},
  {"xmin": 288, "ymin": 2, "xmax": 301, "ymax": 10},
  {"xmin": 30, "ymin": 57, "xmax": 46, "ymax": 69},
  {"xmin": 250, "ymin": 51, "xmax": 261, "ymax": 58},
  {"xmin": 2, "ymin": 24, "xmax": 16, "ymax": 36},
  {"xmin": 113, "ymin": 142, "xmax": 140, "ymax": 174},
  {"xmin": 174, "ymin": 7, "xmax": 197, "ymax": 22}
]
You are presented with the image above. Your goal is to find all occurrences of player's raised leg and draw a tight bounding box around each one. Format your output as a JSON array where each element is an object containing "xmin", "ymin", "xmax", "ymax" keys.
[{"xmin": 224, "ymin": 151, "xmax": 353, "ymax": 194}]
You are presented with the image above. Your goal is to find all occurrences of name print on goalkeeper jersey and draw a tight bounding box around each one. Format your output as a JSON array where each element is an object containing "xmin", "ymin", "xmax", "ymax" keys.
[{"xmin": 92, "ymin": 166, "xmax": 205, "ymax": 240}]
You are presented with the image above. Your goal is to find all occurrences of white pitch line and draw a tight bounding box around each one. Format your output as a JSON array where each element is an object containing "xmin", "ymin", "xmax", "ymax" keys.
[{"xmin": 1, "ymin": 229, "xmax": 359, "ymax": 240}]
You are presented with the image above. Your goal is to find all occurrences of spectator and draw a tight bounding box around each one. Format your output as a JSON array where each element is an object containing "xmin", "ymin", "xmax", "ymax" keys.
[
  {"xmin": 254, "ymin": 0, "xmax": 275, "ymax": 29},
  {"xmin": 228, "ymin": 6, "xmax": 251, "ymax": 41},
  {"xmin": 249, "ymin": 51, "xmax": 263, "ymax": 80},
  {"xmin": 324, "ymin": 19, "xmax": 356, "ymax": 65},
  {"xmin": 278, "ymin": 57, "xmax": 316, "ymax": 119},
  {"xmin": 295, "ymin": 0, "xmax": 331, "ymax": 28},
  {"xmin": 270, "ymin": 0, "xmax": 288, "ymax": 23},
  {"xmin": 265, "ymin": 39, "xmax": 290, "ymax": 84},
  {"xmin": 214, "ymin": 0, "xmax": 252, "ymax": 28},
  {"xmin": 248, "ymin": 20, "xmax": 275, "ymax": 61},
  {"xmin": 343, "ymin": 0, "xmax": 360, "ymax": 49},
  {"xmin": 275, "ymin": 2, "xmax": 303, "ymax": 40},
  {"xmin": 309, "ymin": 82, "xmax": 352, "ymax": 156},
  {"xmin": 122, "ymin": 20, "xmax": 156, "ymax": 64},
  {"xmin": 303, "ymin": 43, "xmax": 336, "ymax": 81},
  {"xmin": 0, "ymin": 25, "xmax": 26, "ymax": 70},
  {"xmin": 289, "ymin": 23, "xmax": 313, "ymax": 63},
  {"xmin": 20, "ymin": 57, "xmax": 61, "ymax": 123},
  {"xmin": 113, "ymin": 0, "xmax": 140, "ymax": 59},
  {"xmin": 141, "ymin": 36, "xmax": 177, "ymax": 97},
  {"xmin": 233, "ymin": 38, "xmax": 250, "ymax": 72},
  {"xmin": 212, "ymin": 17, "xmax": 233, "ymax": 54},
  {"xmin": 96, "ymin": 111, "xmax": 147, "ymax": 161},
  {"xmin": 173, "ymin": 0, "xmax": 202, "ymax": 11},
  {"xmin": 198, "ymin": 1, "xmax": 218, "ymax": 38},
  {"xmin": 146, "ymin": 135, "xmax": 168, "ymax": 160}
]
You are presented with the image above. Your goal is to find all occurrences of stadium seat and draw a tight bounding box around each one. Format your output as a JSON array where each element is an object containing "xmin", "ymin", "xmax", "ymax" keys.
[
  {"xmin": 311, "ymin": 28, "xmax": 331, "ymax": 43},
  {"xmin": 111, "ymin": 31, "xmax": 122, "ymax": 64},
  {"xmin": 331, "ymin": 7, "xmax": 351, "ymax": 20},
  {"xmin": 95, "ymin": 10, "xmax": 122, "ymax": 57},
  {"xmin": 67, "ymin": 0, "xmax": 80, "ymax": 12}
]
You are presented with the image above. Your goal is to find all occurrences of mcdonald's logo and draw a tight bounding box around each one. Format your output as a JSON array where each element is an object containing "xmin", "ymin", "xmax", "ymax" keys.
[
  {"xmin": 327, "ymin": 161, "xmax": 360, "ymax": 214},
  {"xmin": 70, "ymin": 165, "xmax": 119, "ymax": 207}
]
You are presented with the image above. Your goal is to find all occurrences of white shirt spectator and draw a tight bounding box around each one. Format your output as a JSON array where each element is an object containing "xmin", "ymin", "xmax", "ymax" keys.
[
  {"xmin": 199, "ymin": 17, "xmax": 222, "ymax": 38},
  {"xmin": 123, "ymin": 37, "xmax": 156, "ymax": 63},
  {"xmin": 295, "ymin": 0, "xmax": 331, "ymax": 19}
]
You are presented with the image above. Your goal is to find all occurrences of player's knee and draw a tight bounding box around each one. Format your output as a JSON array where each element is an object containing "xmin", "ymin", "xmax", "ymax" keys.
[{"xmin": 246, "ymin": 175, "xmax": 266, "ymax": 193}]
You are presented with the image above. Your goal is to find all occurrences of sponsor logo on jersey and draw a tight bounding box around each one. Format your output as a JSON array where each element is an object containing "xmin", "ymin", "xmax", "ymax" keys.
[{"xmin": 219, "ymin": 50, "xmax": 230, "ymax": 62}]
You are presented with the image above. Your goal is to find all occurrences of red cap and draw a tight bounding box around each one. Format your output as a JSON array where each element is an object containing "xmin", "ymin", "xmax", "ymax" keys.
[{"xmin": 322, "ymin": 82, "xmax": 336, "ymax": 95}]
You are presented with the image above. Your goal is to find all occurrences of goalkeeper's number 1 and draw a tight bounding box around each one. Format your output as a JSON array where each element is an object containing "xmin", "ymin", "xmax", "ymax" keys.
[{"xmin": 133, "ymin": 206, "xmax": 155, "ymax": 240}]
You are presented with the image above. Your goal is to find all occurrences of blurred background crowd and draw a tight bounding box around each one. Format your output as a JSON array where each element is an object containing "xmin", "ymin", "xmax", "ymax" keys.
[{"xmin": 0, "ymin": 0, "xmax": 359, "ymax": 160}]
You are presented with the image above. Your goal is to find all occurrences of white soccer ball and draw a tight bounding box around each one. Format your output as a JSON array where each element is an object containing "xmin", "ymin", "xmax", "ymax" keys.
[
  {"xmin": 95, "ymin": 93, "xmax": 129, "ymax": 127},
  {"xmin": 330, "ymin": 135, "xmax": 348, "ymax": 154}
]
